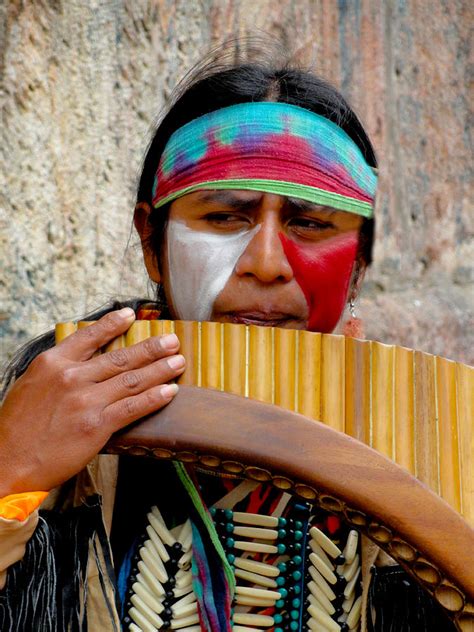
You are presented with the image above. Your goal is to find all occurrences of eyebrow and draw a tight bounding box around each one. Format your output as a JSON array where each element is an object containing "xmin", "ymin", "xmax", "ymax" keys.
[{"xmin": 196, "ymin": 190, "xmax": 334, "ymax": 215}]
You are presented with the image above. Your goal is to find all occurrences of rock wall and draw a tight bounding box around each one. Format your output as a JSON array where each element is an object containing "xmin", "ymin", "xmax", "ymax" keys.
[{"xmin": 1, "ymin": 0, "xmax": 472, "ymax": 365}]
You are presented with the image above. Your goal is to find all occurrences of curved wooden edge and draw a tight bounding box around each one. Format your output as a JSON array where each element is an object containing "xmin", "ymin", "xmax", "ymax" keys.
[{"xmin": 105, "ymin": 386, "xmax": 474, "ymax": 607}]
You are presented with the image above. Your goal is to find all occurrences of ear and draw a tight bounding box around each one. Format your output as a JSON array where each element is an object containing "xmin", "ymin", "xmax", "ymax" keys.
[{"xmin": 134, "ymin": 202, "xmax": 161, "ymax": 283}]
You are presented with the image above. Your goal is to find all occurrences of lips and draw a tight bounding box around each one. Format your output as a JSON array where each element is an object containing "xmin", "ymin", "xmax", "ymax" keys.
[{"xmin": 222, "ymin": 311, "xmax": 298, "ymax": 327}]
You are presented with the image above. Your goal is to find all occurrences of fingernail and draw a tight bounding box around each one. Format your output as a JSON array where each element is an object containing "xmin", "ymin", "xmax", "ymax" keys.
[
  {"xmin": 161, "ymin": 333, "xmax": 179, "ymax": 349},
  {"xmin": 161, "ymin": 383, "xmax": 179, "ymax": 399},
  {"xmin": 168, "ymin": 354, "xmax": 185, "ymax": 370},
  {"xmin": 118, "ymin": 307, "xmax": 135, "ymax": 319}
]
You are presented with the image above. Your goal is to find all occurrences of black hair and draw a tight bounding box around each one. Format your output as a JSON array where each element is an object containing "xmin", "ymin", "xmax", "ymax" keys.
[{"xmin": 2, "ymin": 40, "xmax": 377, "ymax": 395}]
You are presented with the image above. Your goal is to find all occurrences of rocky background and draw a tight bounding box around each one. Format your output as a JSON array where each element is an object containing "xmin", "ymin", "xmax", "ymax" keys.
[{"xmin": 1, "ymin": 0, "xmax": 473, "ymax": 366}]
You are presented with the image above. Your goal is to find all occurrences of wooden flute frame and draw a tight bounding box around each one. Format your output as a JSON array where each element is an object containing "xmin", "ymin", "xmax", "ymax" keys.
[{"xmin": 56, "ymin": 320, "xmax": 474, "ymax": 630}]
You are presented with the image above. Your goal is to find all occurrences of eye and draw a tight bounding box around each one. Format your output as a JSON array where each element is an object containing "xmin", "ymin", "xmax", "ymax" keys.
[
  {"xmin": 288, "ymin": 216, "xmax": 335, "ymax": 235},
  {"xmin": 202, "ymin": 212, "xmax": 250, "ymax": 228}
]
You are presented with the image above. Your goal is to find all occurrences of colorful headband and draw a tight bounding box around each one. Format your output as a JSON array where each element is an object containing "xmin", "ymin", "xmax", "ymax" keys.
[{"xmin": 152, "ymin": 102, "xmax": 377, "ymax": 218}]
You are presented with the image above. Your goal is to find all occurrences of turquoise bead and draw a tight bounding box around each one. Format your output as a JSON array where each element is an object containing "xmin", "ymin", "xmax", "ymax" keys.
[
  {"xmin": 295, "ymin": 520, "xmax": 303, "ymax": 529},
  {"xmin": 227, "ymin": 553, "xmax": 235, "ymax": 563},
  {"xmin": 275, "ymin": 628, "xmax": 283, "ymax": 632},
  {"xmin": 224, "ymin": 509, "xmax": 233, "ymax": 520},
  {"xmin": 275, "ymin": 599, "xmax": 285, "ymax": 609},
  {"xmin": 278, "ymin": 587, "xmax": 288, "ymax": 598},
  {"xmin": 292, "ymin": 555, "xmax": 302, "ymax": 565},
  {"xmin": 210, "ymin": 507, "xmax": 217, "ymax": 516},
  {"xmin": 293, "ymin": 585, "xmax": 301, "ymax": 594},
  {"xmin": 290, "ymin": 610, "xmax": 299, "ymax": 620},
  {"xmin": 278, "ymin": 528, "xmax": 286, "ymax": 539},
  {"xmin": 274, "ymin": 614, "xmax": 283, "ymax": 624},
  {"xmin": 225, "ymin": 523, "xmax": 234, "ymax": 533},
  {"xmin": 278, "ymin": 517, "xmax": 287, "ymax": 527},
  {"xmin": 292, "ymin": 570, "xmax": 302, "ymax": 581},
  {"xmin": 294, "ymin": 530, "xmax": 303, "ymax": 541},
  {"xmin": 294, "ymin": 543, "xmax": 302, "ymax": 551},
  {"xmin": 290, "ymin": 621, "xmax": 299, "ymax": 630},
  {"xmin": 292, "ymin": 598, "xmax": 301, "ymax": 608},
  {"xmin": 277, "ymin": 562, "xmax": 287, "ymax": 572},
  {"xmin": 277, "ymin": 543, "xmax": 286, "ymax": 554},
  {"xmin": 226, "ymin": 537, "xmax": 235, "ymax": 548},
  {"xmin": 276, "ymin": 576, "xmax": 286, "ymax": 587}
]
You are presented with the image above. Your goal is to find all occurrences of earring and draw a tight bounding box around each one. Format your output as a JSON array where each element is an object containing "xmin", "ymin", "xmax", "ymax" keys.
[
  {"xmin": 349, "ymin": 298, "xmax": 357, "ymax": 319},
  {"xmin": 343, "ymin": 296, "xmax": 364, "ymax": 338}
]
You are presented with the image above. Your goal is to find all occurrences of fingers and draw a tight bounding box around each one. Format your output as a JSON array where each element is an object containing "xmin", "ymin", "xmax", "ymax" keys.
[
  {"xmin": 55, "ymin": 308, "xmax": 136, "ymax": 361},
  {"xmin": 101, "ymin": 382, "xmax": 179, "ymax": 431},
  {"xmin": 85, "ymin": 333, "xmax": 180, "ymax": 382},
  {"xmin": 96, "ymin": 353, "xmax": 185, "ymax": 408}
]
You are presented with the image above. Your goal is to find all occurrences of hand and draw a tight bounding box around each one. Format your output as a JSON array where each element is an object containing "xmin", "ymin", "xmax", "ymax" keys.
[{"xmin": 0, "ymin": 308, "xmax": 184, "ymax": 497}]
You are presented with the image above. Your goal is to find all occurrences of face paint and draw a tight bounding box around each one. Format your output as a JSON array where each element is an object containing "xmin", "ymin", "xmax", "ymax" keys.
[
  {"xmin": 279, "ymin": 232, "xmax": 358, "ymax": 333},
  {"xmin": 166, "ymin": 220, "xmax": 260, "ymax": 321}
]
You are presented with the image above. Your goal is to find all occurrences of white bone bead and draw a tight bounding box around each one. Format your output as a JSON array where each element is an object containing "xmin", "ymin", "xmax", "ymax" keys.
[
  {"xmin": 140, "ymin": 545, "xmax": 168, "ymax": 584},
  {"xmin": 172, "ymin": 590, "xmax": 196, "ymax": 610},
  {"xmin": 343, "ymin": 590, "xmax": 356, "ymax": 613},
  {"xmin": 175, "ymin": 570, "xmax": 193, "ymax": 589},
  {"xmin": 129, "ymin": 606, "xmax": 158, "ymax": 632},
  {"xmin": 307, "ymin": 603, "xmax": 340, "ymax": 632},
  {"xmin": 130, "ymin": 594, "xmax": 164, "ymax": 628},
  {"xmin": 234, "ymin": 556, "xmax": 280, "ymax": 577},
  {"xmin": 346, "ymin": 595, "xmax": 362, "ymax": 629},
  {"xmin": 137, "ymin": 563, "xmax": 165, "ymax": 598},
  {"xmin": 235, "ymin": 585, "xmax": 281, "ymax": 600},
  {"xmin": 233, "ymin": 613, "xmax": 274, "ymax": 627},
  {"xmin": 146, "ymin": 525, "xmax": 170, "ymax": 563},
  {"xmin": 233, "ymin": 627, "xmax": 265, "ymax": 632},
  {"xmin": 178, "ymin": 520, "xmax": 193, "ymax": 551},
  {"xmin": 307, "ymin": 582, "xmax": 336, "ymax": 614},
  {"xmin": 343, "ymin": 553, "xmax": 360, "ymax": 582},
  {"xmin": 233, "ymin": 526, "xmax": 278, "ymax": 540},
  {"xmin": 171, "ymin": 601, "xmax": 198, "ymax": 619},
  {"xmin": 308, "ymin": 565, "xmax": 336, "ymax": 601},
  {"xmin": 235, "ymin": 568, "xmax": 278, "ymax": 588},
  {"xmin": 129, "ymin": 623, "xmax": 143, "ymax": 632},
  {"xmin": 234, "ymin": 540, "xmax": 278, "ymax": 554},
  {"xmin": 309, "ymin": 552, "xmax": 337, "ymax": 584},
  {"xmin": 236, "ymin": 595, "xmax": 277, "ymax": 607},
  {"xmin": 178, "ymin": 547, "xmax": 193, "ymax": 570},
  {"xmin": 310, "ymin": 526, "xmax": 342, "ymax": 558},
  {"xmin": 170, "ymin": 613, "xmax": 200, "ymax": 628},
  {"xmin": 309, "ymin": 538, "xmax": 334, "ymax": 569},
  {"xmin": 344, "ymin": 567, "xmax": 361, "ymax": 599},
  {"xmin": 173, "ymin": 583, "xmax": 194, "ymax": 599},
  {"xmin": 131, "ymin": 582, "xmax": 164, "ymax": 614},
  {"xmin": 148, "ymin": 510, "xmax": 176, "ymax": 547},
  {"xmin": 232, "ymin": 512, "xmax": 279, "ymax": 527},
  {"xmin": 343, "ymin": 530, "xmax": 359, "ymax": 565},
  {"xmin": 172, "ymin": 627, "xmax": 200, "ymax": 632}
]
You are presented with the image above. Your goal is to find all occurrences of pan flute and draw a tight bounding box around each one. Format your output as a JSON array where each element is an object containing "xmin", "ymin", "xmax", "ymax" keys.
[{"xmin": 56, "ymin": 320, "xmax": 474, "ymax": 630}]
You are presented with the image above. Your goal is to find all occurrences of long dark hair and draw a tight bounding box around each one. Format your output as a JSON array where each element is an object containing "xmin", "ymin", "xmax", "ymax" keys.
[{"xmin": 2, "ymin": 41, "xmax": 377, "ymax": 396}]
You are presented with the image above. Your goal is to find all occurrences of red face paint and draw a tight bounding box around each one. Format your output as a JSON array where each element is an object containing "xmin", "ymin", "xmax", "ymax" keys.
[{"xmin": 280, "ymin": 232, "xmax": 359, "ymax": 332}]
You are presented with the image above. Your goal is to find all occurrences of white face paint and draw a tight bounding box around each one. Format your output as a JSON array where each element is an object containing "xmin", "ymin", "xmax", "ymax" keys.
[{"xmin": 166, "ymin": 219, "xmax": 260, "ymax": 321}]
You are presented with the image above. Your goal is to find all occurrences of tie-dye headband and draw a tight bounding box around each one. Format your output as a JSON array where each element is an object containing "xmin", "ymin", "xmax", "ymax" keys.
[{"xmin": 152, "ymin": 102, "xmax": 377, "ymax": 218}]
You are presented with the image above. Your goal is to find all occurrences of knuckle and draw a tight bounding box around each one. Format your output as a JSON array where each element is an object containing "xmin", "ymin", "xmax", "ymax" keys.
[
  {"xmin": 123, "ymin": 397, "xmax": 138, "ymax": 418},
  {"xmin": 108, "ymin": 348, "xmax": 128, "ymax": 368},
  {"xmin": 30, "ymin": 350, "xmax": 55, "ymax": 373},
  {"xmin": 58, "ymin": 366, "xmax": 80, "ymax": 388},
  {"xmin": 142, "ymin": 337, "xmax": 158, "ymax": 359},
  {"xmin": 121, "ymin": 371, "xmax": 140, "ymax": 390},
  {"xmin": 78, "ymin": 413, "xmax": 102, "ymax": 436}
]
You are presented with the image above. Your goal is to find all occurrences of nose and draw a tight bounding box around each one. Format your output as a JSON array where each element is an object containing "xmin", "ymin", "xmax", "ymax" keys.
[{"xmin": 234, "ymin": 217, "xmax": 294, "ymax": 284}]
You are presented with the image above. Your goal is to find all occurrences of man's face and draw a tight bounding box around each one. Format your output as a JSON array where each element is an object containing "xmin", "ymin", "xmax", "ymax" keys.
[{"xmin": 157, "ymin": 190, "xmax": 363, "ymax": 333}]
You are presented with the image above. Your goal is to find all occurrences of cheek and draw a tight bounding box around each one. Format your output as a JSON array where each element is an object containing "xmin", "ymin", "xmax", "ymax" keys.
[{"xmin": 280, "ymin": 232, "xmax": 358, "ymax": 332}]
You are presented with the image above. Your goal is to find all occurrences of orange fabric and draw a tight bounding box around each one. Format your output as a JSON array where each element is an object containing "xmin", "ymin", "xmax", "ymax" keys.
[{"xmin": 0, "ymin": 492, "xmax": 48, "ymax": 521}]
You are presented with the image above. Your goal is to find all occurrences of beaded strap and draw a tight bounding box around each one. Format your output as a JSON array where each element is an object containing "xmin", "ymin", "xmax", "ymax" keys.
[{"xmin": 123, "ymin": 501, "xmax": 362, "ymax": 631}]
